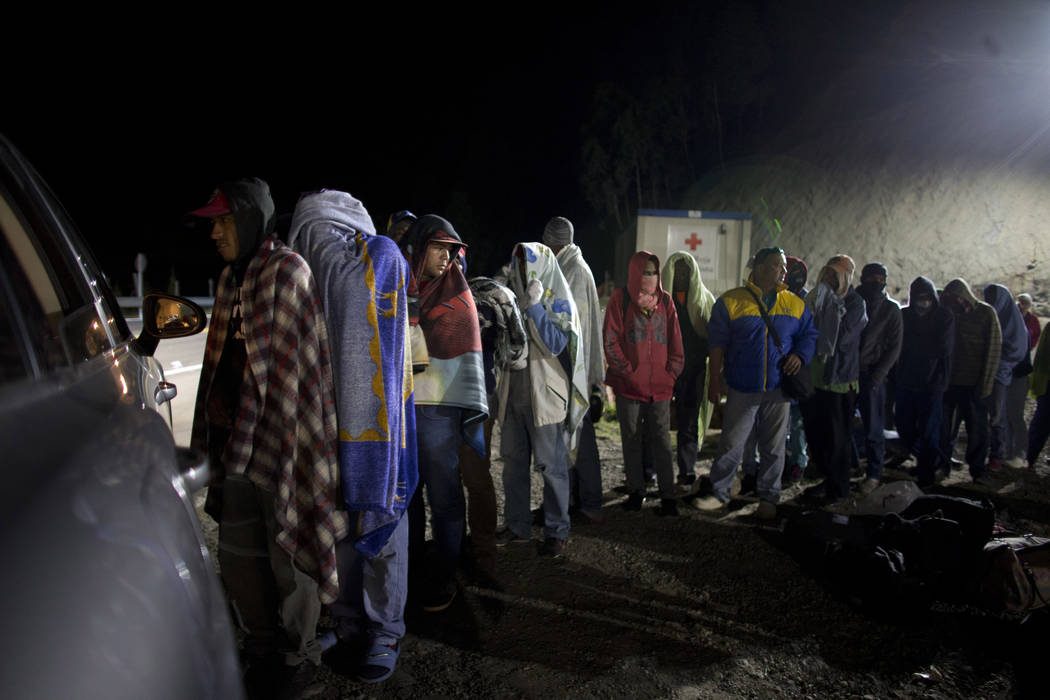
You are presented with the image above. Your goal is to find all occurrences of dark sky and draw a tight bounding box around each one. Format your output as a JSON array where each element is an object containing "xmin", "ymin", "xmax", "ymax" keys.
[{"xmin": 4, "ymin": 1, "xmax": 902, "ymax": 294}]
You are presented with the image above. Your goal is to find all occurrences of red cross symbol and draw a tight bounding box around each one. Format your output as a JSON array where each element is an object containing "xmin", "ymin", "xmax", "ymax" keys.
[{"xmin": 684, "ymin": 233, "xmax": 702, "ymax": 250}]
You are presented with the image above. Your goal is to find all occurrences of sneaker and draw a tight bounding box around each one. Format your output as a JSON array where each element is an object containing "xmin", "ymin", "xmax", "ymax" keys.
[
  {"xmin": 739, "ymin": 473, "xmax": 758, "ymax": 496},
  {"xmin": 495, "ymin": 528, "xmax": 529, "ymax": 546},
  {"xmin": 621, "ymin": 493, "xmax": 643, "ymax": 511},
  {"xmin": 676, "ymin": 473, "xmax": 696, "ymax": 487},
  {"xmin": 539, "ymin": 537, "xmax": 565, "ymax": 557},
  {"xmin": 1004, "ymin": 456, "xmax": 1026, "ymax": 469},
  {"xmin": 949, "ymin": 457, "xmax": 965, "ymax": 471},
  {"xmin": 755, "ymin": 500, "xmax": 777, "ymax": 520},
  {"xmin": 421, "ymin": 582, "xmax": 457, "ymax": 613},
  {"xmin": 686, "ymin": 495, "xmax": 727, "ymax": 511},
  {"xmin": 857, "ymin": 477, "xmax": 880, "ymax": 495},
  {"xmin": 656, "ymin": 498, "xmax": 679, "ymax": 517},
  {"xmin": 275, "ymin": 660, "xmax": 324, "ymax": 700},
  {"xmin": 987, "ymin": 458, "xmax": 1002, "ymax": 473}
]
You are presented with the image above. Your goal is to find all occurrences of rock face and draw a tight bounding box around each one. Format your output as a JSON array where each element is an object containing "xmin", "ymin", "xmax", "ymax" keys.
[{"xmin": 685, "ymin": 0, "xmax": 1050, "ymax": 305}]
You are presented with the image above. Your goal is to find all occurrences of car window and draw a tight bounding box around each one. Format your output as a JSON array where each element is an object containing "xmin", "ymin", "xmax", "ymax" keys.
[{"xmin": 0, "ymin": 179, "xmax": 112, "ymax": 373}]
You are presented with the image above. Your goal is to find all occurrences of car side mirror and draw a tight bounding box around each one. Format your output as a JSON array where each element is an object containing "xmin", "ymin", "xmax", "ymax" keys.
[{"xmin": 134, "ymin": 293, "xmax": 208, "ymax": 356}]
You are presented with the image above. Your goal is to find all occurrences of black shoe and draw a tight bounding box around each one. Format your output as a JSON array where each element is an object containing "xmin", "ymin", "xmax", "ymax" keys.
[
  {"xmin": 275, "ymin": 660, "xmax": 324, "ymax": 700},
  {"xmin": 531, "ymin": 506, "xmax": 545, "ymax": 526},
  {"xmin": 676, "ymin": 473, "xmax": 697, "ymax": 487},
  {"xmin": 621, "ymin": 493, "xmax": 643, "ymax": 511},
  {"xmin": 539, "ymin": 537, "xmax": 565, "ymax": 557},
  {"xmin": 421, "ymin": 581, "xmax": 457, "ymax": 613},
  {"xmin": 740, "ymin": 473, "xmax": 758, "ymax": 496},
  {"xmin": 656, "ymin": 498, "xmax": 679, "ymax": 517},
  {"xmin": 495, "ymin": 528, "xmax": 529, "ymax": 546}
]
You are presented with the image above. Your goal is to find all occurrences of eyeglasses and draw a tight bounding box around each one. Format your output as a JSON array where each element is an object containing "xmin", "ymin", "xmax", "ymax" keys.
[{"xmin": 753, "ymin": 247, "xmax": 785, "ymax": 265}]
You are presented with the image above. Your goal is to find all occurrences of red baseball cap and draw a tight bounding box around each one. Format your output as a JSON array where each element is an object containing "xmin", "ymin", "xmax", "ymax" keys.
[{"xmin": 188, "ymin": 189, "xmax": 232, "ymax": 217}]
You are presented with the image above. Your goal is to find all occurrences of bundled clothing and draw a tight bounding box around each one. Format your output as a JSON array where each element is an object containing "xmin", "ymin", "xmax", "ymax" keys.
[
  {"xmin": 895, "ymin": 276, "xmax": 955, "ymax": 485},
  {"xmin": 502, "ymin": 242, "xmax": 586, "ymax": 542},
  {"xmin": 941, "ymin": 278, "xmax": 1002, "ymax": 480},
  {"xmin": 855, "ymin": 269, "xmax": 902, "ymax": 481},
  {"xmin": 287, "ymin": 189, "xmax": 416, "ymax": 654},
  {"xmin": 662, "ymin": 251, "xmax": 716, "ymax": 480},
  {"xmin": 801, "ymin": 257, "xmax": 868, "ymax": 499},
  {"xmin": 984, "ymin": 283, "xmax": 1031, "ymax": 464},
  {"xmin": 605, "ymin": 251, "xmax": 684, "ymax": 502},
  {"xmin": 553, "ymin": 241, "xmax": 606, "ymax": 515},
  {"xmin": 400, "ymin": 215, "xmax": 488, "ymax": 596},
  {"xmin": 1027, "ymin": 327, "xmax": 1050, "ymax": 465}
]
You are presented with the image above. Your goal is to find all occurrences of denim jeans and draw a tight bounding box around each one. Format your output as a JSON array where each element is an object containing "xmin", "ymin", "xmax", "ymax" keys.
[
  {"xmin": 414, "ymin": 404, "xmax": 465, "ymax": 586},
  {"xmin": 617, "ymin": 396, "xmax": 675, "ymax": 499},
  {"xmin": 858, "ymin": 371, "xmax": 888, "ymax": 480},
  {"xmin": 896, "ymin": 386, "xmax": 944, "ymax": 485},
  {"xmin": 987, "ymin": 380, "xmax": 1008, "ymax": 460},
  {"xmin": 331, "ymin": 512, "xmax": 408, "ymax": 647},
  {"xmin": 800, "ymin": 387, "xmax": 857, "ymax": 498},
  {"xmin": 501, "ymin": 370, "xmax": 571, "ymax": 540},
  {"xmin": 571, "ymin": 411, "xmax": 603, "ymax": 512},
  {"xmin": 458, "ymin": 417, "xmax": 497, "ymax": 577},
  {"xmin": 708, "ymin": 387, "xmax": 789, "ymax": 504},
  {"xmin": 786, "ymin": 402, "xmax": 808, "ymax": 469},
  {"xmin": 941, "ymin": 385, "xmax": 990, "ymax": 479},
  {"xmin": 674, "ymin": 361, "xmax": 706, "ymax": 478}
]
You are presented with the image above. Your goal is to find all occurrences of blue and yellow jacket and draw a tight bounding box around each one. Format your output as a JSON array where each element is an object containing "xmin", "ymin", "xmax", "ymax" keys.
[{"xmin": 709, "ymin": 280, "xmax": 818, "ymax": 393}]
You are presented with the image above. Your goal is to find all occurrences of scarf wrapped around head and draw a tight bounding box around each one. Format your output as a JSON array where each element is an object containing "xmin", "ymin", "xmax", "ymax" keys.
[
  {"xmin": 509, "ymin": 242, "xmax": 590, "ymax": 434},
  {"xmin": 401, "ymin": 215, "xmax": 488, "ymax": 453},
  {"xmin": 288, "ymin": 190, "xmax": 418, "ymax": 556}
]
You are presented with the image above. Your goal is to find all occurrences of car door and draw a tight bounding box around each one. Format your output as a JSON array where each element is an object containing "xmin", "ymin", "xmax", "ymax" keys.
[{"xmin": 0, "ymin": 136, "xmax": 243, "ymax": 700}]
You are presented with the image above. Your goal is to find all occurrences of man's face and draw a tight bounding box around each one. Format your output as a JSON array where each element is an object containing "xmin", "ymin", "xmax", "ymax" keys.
[
  {"xmin": 673, "ymin": 259, "xmax": 691, "ymax": 292},
  {"xmin": 753, "ymin": 253, "xmax": 787, "ymax": 291},
  {"xmin": 422, "ymin": 241, "xmax": 455, "ymax": 281},
  {"xmin": 1019, "ymin": 297, "xmax": 1032, "ymax": 313},
  {"xmin": 942, "ymin": 293, "xmax": 970, "ymax": 315},
  {"xmin": 863, "ymin": 273, "xmax": 886, "ymax": 287},
  {"xmin": 210, "ymin": 213, "xmax": 238, "ymax": 262}
]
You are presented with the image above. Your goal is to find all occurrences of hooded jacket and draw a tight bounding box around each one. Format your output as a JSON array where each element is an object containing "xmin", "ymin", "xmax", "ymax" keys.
[
  {"xmin": 604, "ymin": 251, "xmax": 684, "ymax": 402},
  {"xmin": 508, "ymin": 242, "xmax": 589, "ymax": 432},
  {"xmin": 984, "ymin": 283, "xmax": 1029, "ymax": 386},
  {"xmin": 943, "ymin": 278, "xmax": 1001, "ymax": 397},
  {"xmin": 399, "ymin": 216, "xmax": 488, "ymax": 453},
  {"xmin": 708, "ymin": 277, "xmax": 818, "ymax": 394},
  {"xmin": 287, "ymin": 190, "xmax": 418, "ymax": 556},
  {"xmin": 857, "ymin": 281, "xmax": 902, "ymax": 384},
  {"xmin": 804, "ymin": 281, "xmax": 867, "ymax": 387},
  {"xmin": 219, "ymin": 177, "xmax": 276, "ymax": 273},
  {"xmin": 897, "ymin": 276, "xmax": 954, "ymax": 392}
]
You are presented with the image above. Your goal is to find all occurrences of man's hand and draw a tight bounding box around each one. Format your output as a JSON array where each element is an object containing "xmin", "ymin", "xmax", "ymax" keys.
[
  {"xmin": 781, "ymin": 353, "xmax": 802, "ymax": 375},
  {"xmin": 525, "ymin": 279, "xmax": 544, "ymax": 307},
  {"xmin": 707, "ymin": 374, "xmax": 722, "ymax": 406}
]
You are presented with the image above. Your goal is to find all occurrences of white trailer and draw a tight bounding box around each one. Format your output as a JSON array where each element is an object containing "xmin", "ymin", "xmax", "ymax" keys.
[{"xmin": 614, "ymin": 209, "xmax": 752, "ymax": 296}]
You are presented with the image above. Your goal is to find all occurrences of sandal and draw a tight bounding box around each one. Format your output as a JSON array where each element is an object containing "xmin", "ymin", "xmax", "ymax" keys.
[{"xmin": 356, "ymin": 639, "xmax": 400, "ymax": 684}]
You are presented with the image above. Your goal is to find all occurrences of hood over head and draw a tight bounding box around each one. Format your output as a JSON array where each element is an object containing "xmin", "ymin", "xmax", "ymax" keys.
[
  {"xmin": 191, "ymin": 177, "xmax": 275, "ymax": 266},
  {"xmin": 286, "ymin": 189, "xmax": 376, "ymax": 259},
  {"xmin": 400, "ymin": 214, "xmax": 466, "ymax": 285},
  {"xmin": 626, "ymin": 250, "xmax": 665, "ymax": 301},
  {"xmin": 662, "ymin": 251, "xmax": 715, "ymax": 330},
  {"xmin": 943, "ymin": 278, "xmax": 979, "ymax": 308},
  {"xmin": 909, "ymin": 276, "xmax": 938, "ymax": 304},
  {"xmin": 786, "ymin": 255, "xmax": 808, "ymax": 295},
  {"xmin": 985, "ymin": 282, "xmax": 1029, "ymax": 359}
]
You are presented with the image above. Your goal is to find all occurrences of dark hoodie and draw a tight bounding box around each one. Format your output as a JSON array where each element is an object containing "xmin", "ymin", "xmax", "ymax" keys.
[
  {"xmin": 603, "ymin": 251, "xmax": 684, "ymax": 401},
  {"xmin": 218, "ymin": 177, "xmax": 276, "ymax": 276},
  {"xmin": 898, "ymin": 276, "xmax": 954, "ymax": 392}
]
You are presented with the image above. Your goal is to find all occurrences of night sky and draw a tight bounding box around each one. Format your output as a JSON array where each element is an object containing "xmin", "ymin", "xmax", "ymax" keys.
[{"xmin": 6, "ymin": 1, "xmax": 908, "ymax": 294}]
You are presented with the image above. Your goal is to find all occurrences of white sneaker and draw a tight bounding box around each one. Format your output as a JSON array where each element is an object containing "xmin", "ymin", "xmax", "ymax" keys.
[
  {"xmin": 687, "ymin": 495, "xmax": 727, "ymax": 511},
  {"xmin": 858, "ymin": 477, "xmax": 880, "ymax": 495}
]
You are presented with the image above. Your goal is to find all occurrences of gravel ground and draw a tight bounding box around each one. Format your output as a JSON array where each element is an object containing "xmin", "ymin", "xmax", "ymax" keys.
[{"xmin": 197, "ymin": 399, "xmax": 1050, "ymax": 699}]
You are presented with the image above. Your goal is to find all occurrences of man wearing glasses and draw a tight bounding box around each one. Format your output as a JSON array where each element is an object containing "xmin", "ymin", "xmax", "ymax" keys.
[{"xmin": 687, "ymin": 247, "xmax": 817, "ymax": 519}]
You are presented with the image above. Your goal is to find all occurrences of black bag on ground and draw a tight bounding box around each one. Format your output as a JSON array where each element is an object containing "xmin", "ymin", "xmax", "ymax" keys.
[
  {"xmin": 899, "ymin": 494, "xmax": 995, "ymax": 563},
  {"xmin": 978, "ymin": 535, "xmax": 1050, "ymax": 613}
]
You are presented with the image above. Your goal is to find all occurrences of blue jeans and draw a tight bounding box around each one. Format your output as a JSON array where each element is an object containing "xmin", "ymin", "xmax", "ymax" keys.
[
  {"xmin": 414, "ymin": 404, "xmax": 465, "ymax": 585},
  {"xmin": 858, "ymin": 371, "xmax": 887, "ymax": 480},
  {"xmin": 896, "ymin": 386, "xmax": 944, "ymax": 485},
  {"xmin": 571, "ymin": 412, "xmax": 603, "ymax": 511},
  {"xmin": 708, "ymin": 387, "xmax": 789, "ymax": 504},
  {"xmin": 987, "ymin": 380, "xmax": 1008, "ymax": 460},
  {"xmin": 501, "ymin": 370, "xmax": 571, "ymax": 540},
  {"xmin": 331, "ymin": 512, "xmax": 408, "ymax": 647},
  {"xmin": 786, "ymin": 402, "xmax": 808, "ymax": 468},
  {"xmin": 942, "ymin": 385, "xmax": 990, "ymax": 479}
]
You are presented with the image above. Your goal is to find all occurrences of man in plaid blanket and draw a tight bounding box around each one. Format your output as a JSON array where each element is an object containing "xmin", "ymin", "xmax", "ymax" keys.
[{"xmin": 190, "ymin": 178, "xmax": 346, "ymax": 699}]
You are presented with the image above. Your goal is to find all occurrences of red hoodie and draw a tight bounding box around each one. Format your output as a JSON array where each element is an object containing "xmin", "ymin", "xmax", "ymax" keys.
[{"xmin": 603, "ymin": 250, "xmax": 684, "ymax": 401}]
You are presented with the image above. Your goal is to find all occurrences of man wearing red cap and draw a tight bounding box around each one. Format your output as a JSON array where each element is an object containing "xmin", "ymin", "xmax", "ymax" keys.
[{"xmin": 189, "ymin": 178, "xmax": 346, "ymax": 699}]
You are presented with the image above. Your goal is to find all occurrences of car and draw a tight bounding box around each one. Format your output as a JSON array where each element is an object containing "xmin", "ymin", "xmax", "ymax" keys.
[{"xmin": 0, "ymin": 134, "xmax": 244, "ymax": 700}]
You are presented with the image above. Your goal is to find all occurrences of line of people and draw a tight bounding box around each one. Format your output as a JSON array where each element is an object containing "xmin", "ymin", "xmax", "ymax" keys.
[{"xmin": 186, "ymin": 177, "xmax": 1047, "ymax": 699}]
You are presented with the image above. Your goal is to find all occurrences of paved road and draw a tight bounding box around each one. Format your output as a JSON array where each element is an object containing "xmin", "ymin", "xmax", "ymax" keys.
[{"xmin": 151, "ymin": 329, "xmax": 207, "ymax": 447}]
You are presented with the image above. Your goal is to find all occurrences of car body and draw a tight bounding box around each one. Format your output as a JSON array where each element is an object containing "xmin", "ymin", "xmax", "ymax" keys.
[{"xmin": 0, "ymin": 134, "xmax": 244, "ymax": 700}]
